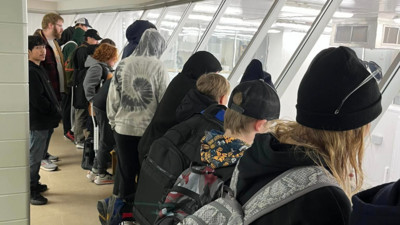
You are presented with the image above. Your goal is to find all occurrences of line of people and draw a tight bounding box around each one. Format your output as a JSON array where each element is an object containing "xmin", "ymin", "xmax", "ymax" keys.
[{"xmin": 27, "ymin": 12, "xmax": 399, "ymax": 225}]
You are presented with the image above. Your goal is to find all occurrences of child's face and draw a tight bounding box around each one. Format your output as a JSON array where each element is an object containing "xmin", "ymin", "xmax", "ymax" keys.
[{"xmin": 29, "ymin": 45, "xmax": 46, "ymax": 62}]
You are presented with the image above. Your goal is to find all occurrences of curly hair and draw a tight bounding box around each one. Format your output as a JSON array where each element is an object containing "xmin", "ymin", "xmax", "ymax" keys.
[{"xmin": 92, "ymin": 43, "xmax": 118, "ymax": 63}]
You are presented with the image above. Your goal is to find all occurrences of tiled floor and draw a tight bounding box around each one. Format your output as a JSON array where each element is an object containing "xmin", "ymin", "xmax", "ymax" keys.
[{"xmin": 30, "ymin": 126, "xmax": 113, "ymax": 225}]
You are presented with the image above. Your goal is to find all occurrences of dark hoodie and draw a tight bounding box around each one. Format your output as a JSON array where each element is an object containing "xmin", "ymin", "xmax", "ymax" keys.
[
  {"xmin": 240, "ymin": 59, "xmax": 275, "ymax": 89},
  {"xmin": 235, "ymin": 133, "xmax": 351, "ymax": 225},
  {"xmin": 175, "ymin": 89, "xmax": 218, "ymax": 123},
  {"xmin": 62, "ymin": 27, "xmax": 85, "ymax": 60},
  {"xmin": 122, "ymin": 20, "xmax": 156, "ymax": 59},
  {"xmin": 138, "ymin": 51, "xmax": 222, "ymax": 164},
  {"xmin": 350, "ymin": 180, "xmax": 400, "ymax": 225}
]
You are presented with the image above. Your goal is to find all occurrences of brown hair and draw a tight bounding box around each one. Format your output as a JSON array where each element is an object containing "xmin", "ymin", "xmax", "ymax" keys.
[
  {"xmin": 272, "ymin": 120, "xmax": 369, "ymax": 197},
  {"xmin": 224, "ymin": 92, "xmax": 258, "ymax": 134},
  {"xmin": 92, "ymin": 43, "xmax": 118, "ymax": 63},
  {"xmin": 196, "ymin": 73, "xmax": 230, "ymax": 102},
  {"xmin": 41, "ymin": 13, "xmax": 63, "ymax": 29}
]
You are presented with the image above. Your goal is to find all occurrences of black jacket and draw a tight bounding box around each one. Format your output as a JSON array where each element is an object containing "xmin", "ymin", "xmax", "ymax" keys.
[
  {"xmin": 350, "ymin": 179, "xmax": 400, "ymax": 225},
  {"xmin": 29, "ymin": 61, "xmax": 62, "ymax": 130},
  {"xmin": 176, "ymin": 88, "xmax": 217, "ymax": 123},
  {"xmin": 137, "ymin": 51, "xmax": 222, "ymax": 164},
  {"xmin": 134, "ymin": 104, "xmax": 226, "ymax": 225},
  {"xmin": 236, "ymin": 133, "xmax": 351, "ymax": 225}
]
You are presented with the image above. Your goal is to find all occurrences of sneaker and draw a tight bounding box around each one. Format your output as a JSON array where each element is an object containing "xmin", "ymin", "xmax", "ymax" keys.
[
  {"xmin": 94, "ymin": 173, "xmax": 114, "ymax": 185},
  {"xmin": 64, "ymin": 130, "xmax": 75, "ymax": 142},
  {"xmin": 76, "ymin": 142, "xmax": 84, "ymax": 149},
  {"xmin": 46, "ymin": 153, "xmax": 59, "ymax": 162},
  {"xmin": 40, "ymin": 159, "xmax": 58, "ymax": 171},
  {"xmin": 86, "ymin": 170, "xmax": 97, "ymax": 182},
  {"xmin": 37, "ymin": 183, "xmax": 48, "ymax": 192},
  {"xmin": 30, "ymin": 192, "xmax": 48, "ymax": 205}
]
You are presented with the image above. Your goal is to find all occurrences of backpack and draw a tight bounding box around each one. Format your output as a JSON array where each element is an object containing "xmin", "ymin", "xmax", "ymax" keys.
[
  {"xmin": 155, "ymin": 164, "xmax": 225, "ymax": 225},
  {"xmin": 63, "ymin": 41, "xmax": 79, "ymax": 88},
  {"xmin": 97, "ymin": 195, "xmax": 126, "ymax": 225},
  {"xmin": 73, "ymin": 63, "xmax": 108, "ymax": 109},
  {"xmin": 133, "ymin": 105, "xmax": 226, "ymax": 225},
  {"xmin": 81, "ymin": 136, "xmax": 95, "ymax": 170},
  {"xmin": 179, "ymin": 166, "xmax": 339, "ymax": 225}
]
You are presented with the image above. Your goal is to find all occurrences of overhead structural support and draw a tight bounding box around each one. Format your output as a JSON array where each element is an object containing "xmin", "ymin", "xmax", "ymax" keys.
[
  {"xmin": 155, "ymin": 6, "xmax": 168, "ymax": 28},
  {"xmin": 274, "ymin": 0, "xmax": 342, "ymax": 97},
  {"xmin": 104, "ymin": 12, "xmax": 121, "ymax": 37},
  {"xmin": 161, "ymin": 2, "xmax": 194, "ymax": 60},
  {"xmin": 371, "ymin": 52, "xmax": 400, "ymax": 130},
  {"xmin": 192, "ymin": 0, "xmax": 231, "ymax": 54},
  {"xmin": 228, "ymin": 0, "xmax": 286, "ymax": 87}
]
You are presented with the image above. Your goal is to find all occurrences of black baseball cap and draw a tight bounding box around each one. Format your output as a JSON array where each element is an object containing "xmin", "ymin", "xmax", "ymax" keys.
[
  {"xmin": 228, "ymin": 80, "xmax": 280, "ymax": 120},
  {"xmin": 84, "ymin": 29, "xmax": 102, "ymax": 40},
  {"xmin": 75, "ymin": 17, "xmax": 92, "ymax": 28}
]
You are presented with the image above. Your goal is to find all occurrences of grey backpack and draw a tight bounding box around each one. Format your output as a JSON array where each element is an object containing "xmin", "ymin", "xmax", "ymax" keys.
[{"xmin": 179, "ymin": 165, "xmax": 339, "ymax": 225}]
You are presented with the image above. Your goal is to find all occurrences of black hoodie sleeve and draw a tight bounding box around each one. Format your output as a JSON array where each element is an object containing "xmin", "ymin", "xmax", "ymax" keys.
[{"xmin": 29, "ymin": 70, "xmax": 57, "ymax": 115}]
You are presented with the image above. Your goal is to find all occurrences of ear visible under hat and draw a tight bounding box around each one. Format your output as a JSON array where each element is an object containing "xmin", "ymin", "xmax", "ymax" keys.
[{"xmin": 296, "ymin": 46, "xmax": 382, "ymax": 131}]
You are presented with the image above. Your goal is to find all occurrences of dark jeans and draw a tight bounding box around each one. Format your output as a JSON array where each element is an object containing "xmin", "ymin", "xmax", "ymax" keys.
[
  {"xmin": 29, "ymin": 129, "xmax": 54, "ymax": 189},
  {"xmin": 61, "ymin": 92, "xmax": 72, "ymax": 134},
  {"xmin": 113, "ymin": 131, "xmax": 141, "ymax": 201},
  {"xmin": 92, "ymin": 106, "xmax": 115, "ymax": 174}
]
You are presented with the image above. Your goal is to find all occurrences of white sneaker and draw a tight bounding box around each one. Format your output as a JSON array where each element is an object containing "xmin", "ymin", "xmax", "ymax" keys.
[
  {"xmin": 76, "ymin": 142, "xmax": 84, "ymax": 149},
  {"xmin": 94, "ymin": 173, "xmax": 114, "ymax": 185},
  {"xmin": 40, "ymin": 159, "xmax": 57, "ymax": 171},
  {"xmin": 86, "ymin": 170, "xmax": 97, "ymax": 182}
]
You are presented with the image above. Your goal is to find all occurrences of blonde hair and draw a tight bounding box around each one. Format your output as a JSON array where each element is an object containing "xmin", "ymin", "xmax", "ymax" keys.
[
  {"xmin": 196, "ymin": 73, "xmax": 230, "ymax": 102},
  {"xmin": 272, "ymin": 120, "xmax": 369, "ymax": 196},
  {"xmin": 224, "ymin": 92, "xmax": 258, "ymax": 134},
  {"xmin": 93, "ymin": 43, "xmax": 118, "ymax": 63},
  {"xmin": 42, "ymin": 13, "xmax": 63, "ymax": 29}
]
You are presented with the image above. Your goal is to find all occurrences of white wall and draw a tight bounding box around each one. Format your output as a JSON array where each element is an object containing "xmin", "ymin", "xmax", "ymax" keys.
[{"xmin": 0, "ymin": 0, "xmax": 29, "ymax": 224}]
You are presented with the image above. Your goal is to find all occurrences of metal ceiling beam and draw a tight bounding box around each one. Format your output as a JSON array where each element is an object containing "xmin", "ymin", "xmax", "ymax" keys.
[
  {"xmin": 371, "ymin": 51, "xmax": 400, "ymax": 130},
  {"xmin": 155, "ymin": 6, "xmax": 168, "ymax": 28},
  {"xmin": 192, "ymin": 0, "xmax": 231, "ymax": 54},
  {"xmin": 160, "ymin": 2, "xmax": 194, "ymax": 60},
  {"xmin": 274, "ymin": 0, "xmax": 342, "ymax": 97},
  {"xmin": 228, "ymin": 0, "xmax": 286, "ymax": 87}
]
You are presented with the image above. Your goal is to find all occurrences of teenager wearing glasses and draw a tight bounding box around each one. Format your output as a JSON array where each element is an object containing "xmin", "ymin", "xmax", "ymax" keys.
[{"xmin": 232, "ymin": 46, "xmax": 382, "ymax": 225}]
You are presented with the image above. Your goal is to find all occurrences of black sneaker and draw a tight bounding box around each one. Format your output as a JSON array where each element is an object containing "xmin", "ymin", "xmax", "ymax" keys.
[
  {"xmin": 30, "ymin": 192, "xmax": 48, "ymax": 205},
  {"xmin": 37, "ymin": 183, "xmax": 48, "ymax": 192}
]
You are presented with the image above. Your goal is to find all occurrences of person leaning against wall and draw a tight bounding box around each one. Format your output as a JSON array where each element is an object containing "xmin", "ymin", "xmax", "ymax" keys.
[{"xmin": 28, "ymin": 35, "xmax": 62, "ymax": 205}]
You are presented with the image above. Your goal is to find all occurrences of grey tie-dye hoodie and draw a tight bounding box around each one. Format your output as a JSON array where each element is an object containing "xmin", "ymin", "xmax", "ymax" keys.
[{"xmin": 107, "ymin": 29, "xmax": 168, "ymax": 136}]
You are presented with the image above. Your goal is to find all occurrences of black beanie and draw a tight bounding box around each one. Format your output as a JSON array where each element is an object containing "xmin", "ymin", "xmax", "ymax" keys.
[{"xmin": 296, "ymin": 46, "xmax": 382, "ymax": 131}]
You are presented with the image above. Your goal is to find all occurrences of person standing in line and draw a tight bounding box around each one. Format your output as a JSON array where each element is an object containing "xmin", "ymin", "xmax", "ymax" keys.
[
  {"xmin": 37, "ymin": 12, "xmax": 65, "ymax": 171},
  {"xmin": 72, "ymin": 29, "xmax": 102, "ymax": 149},
  {"xmin": 107, "ymin": 28, "xmax": 168, "ymax": 223},
  {"xmin": 233, "ymin": 46, "xmax": 382, "ymax": 225},
  {"xmin": 28, "ymin": 35, "xmax": 62, "ymax": 205},
  {"xmin": 58, "ymin": 17, "xmax": 91, "ymax": 47}
]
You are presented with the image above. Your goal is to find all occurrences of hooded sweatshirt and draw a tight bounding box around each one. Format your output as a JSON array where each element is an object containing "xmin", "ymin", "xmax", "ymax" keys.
[
  {"xmin": 62, "ymin": 27, "xmax": 85, "ymax": 60},
  {"xmin": 83, "ymin": 55, "xmax": 110, "ymax": 102},
  {"xmin": 235, "ymin": 133, "xmax": 351, "ymax": 225},
  {"xmin": 122, "ymin": 20, "xmax": 156, "ymax": 59},
  {"xmin": 137, "ymin": 51, "xmax": 222, "ymax": 163},
  {"xmin": 175, "ymin": 89, "xmax": 218, "ymax": 123},
  {"xmin": 107, "ymin": 29, "xmax": 168, "ymax": 136},
  {"xmin": 240, "ymin": 59, "xmax": 275, "ymax": 89},
  {"xmin": 350, "ymin": 180, "xmax": 400, "ymax": 225}
]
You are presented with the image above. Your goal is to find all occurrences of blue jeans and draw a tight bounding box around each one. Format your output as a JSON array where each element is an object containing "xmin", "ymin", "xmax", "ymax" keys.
[{"xmin": 29, "ymin": 129, "xmax": 53, "ymax": 189}]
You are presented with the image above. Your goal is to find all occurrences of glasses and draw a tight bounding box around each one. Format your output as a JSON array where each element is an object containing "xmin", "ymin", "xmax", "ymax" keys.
[
  {"xmin": 55, "ymin": 23, "xmax": 63, "ymax": 28},
  {"xmin": 334, "ymin": 60, "xmax": 382, "ymax": 115}
]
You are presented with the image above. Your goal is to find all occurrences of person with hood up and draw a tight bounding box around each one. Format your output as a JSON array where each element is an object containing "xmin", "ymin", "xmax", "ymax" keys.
[
  {"xmin": 240, "ymin": 59, "xmax": 275, "ymax": 89},
  {"xmin": 138, "ymin": 51, "xmax": 222, "ymax": 164},
  {"xmin": 107, "ymin": 28, "xmax": 168, "ymax": 206},
  {"xmin": 233, "ymin": 46, "xmax": 382, "ymax": 225},
  {"xmin": 350, "ymin": 179, "xmax": 400, "ymax": 225},
  {"xmin": 122, "ymin": 20, "xmax": 156, "ymax": 59}
]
